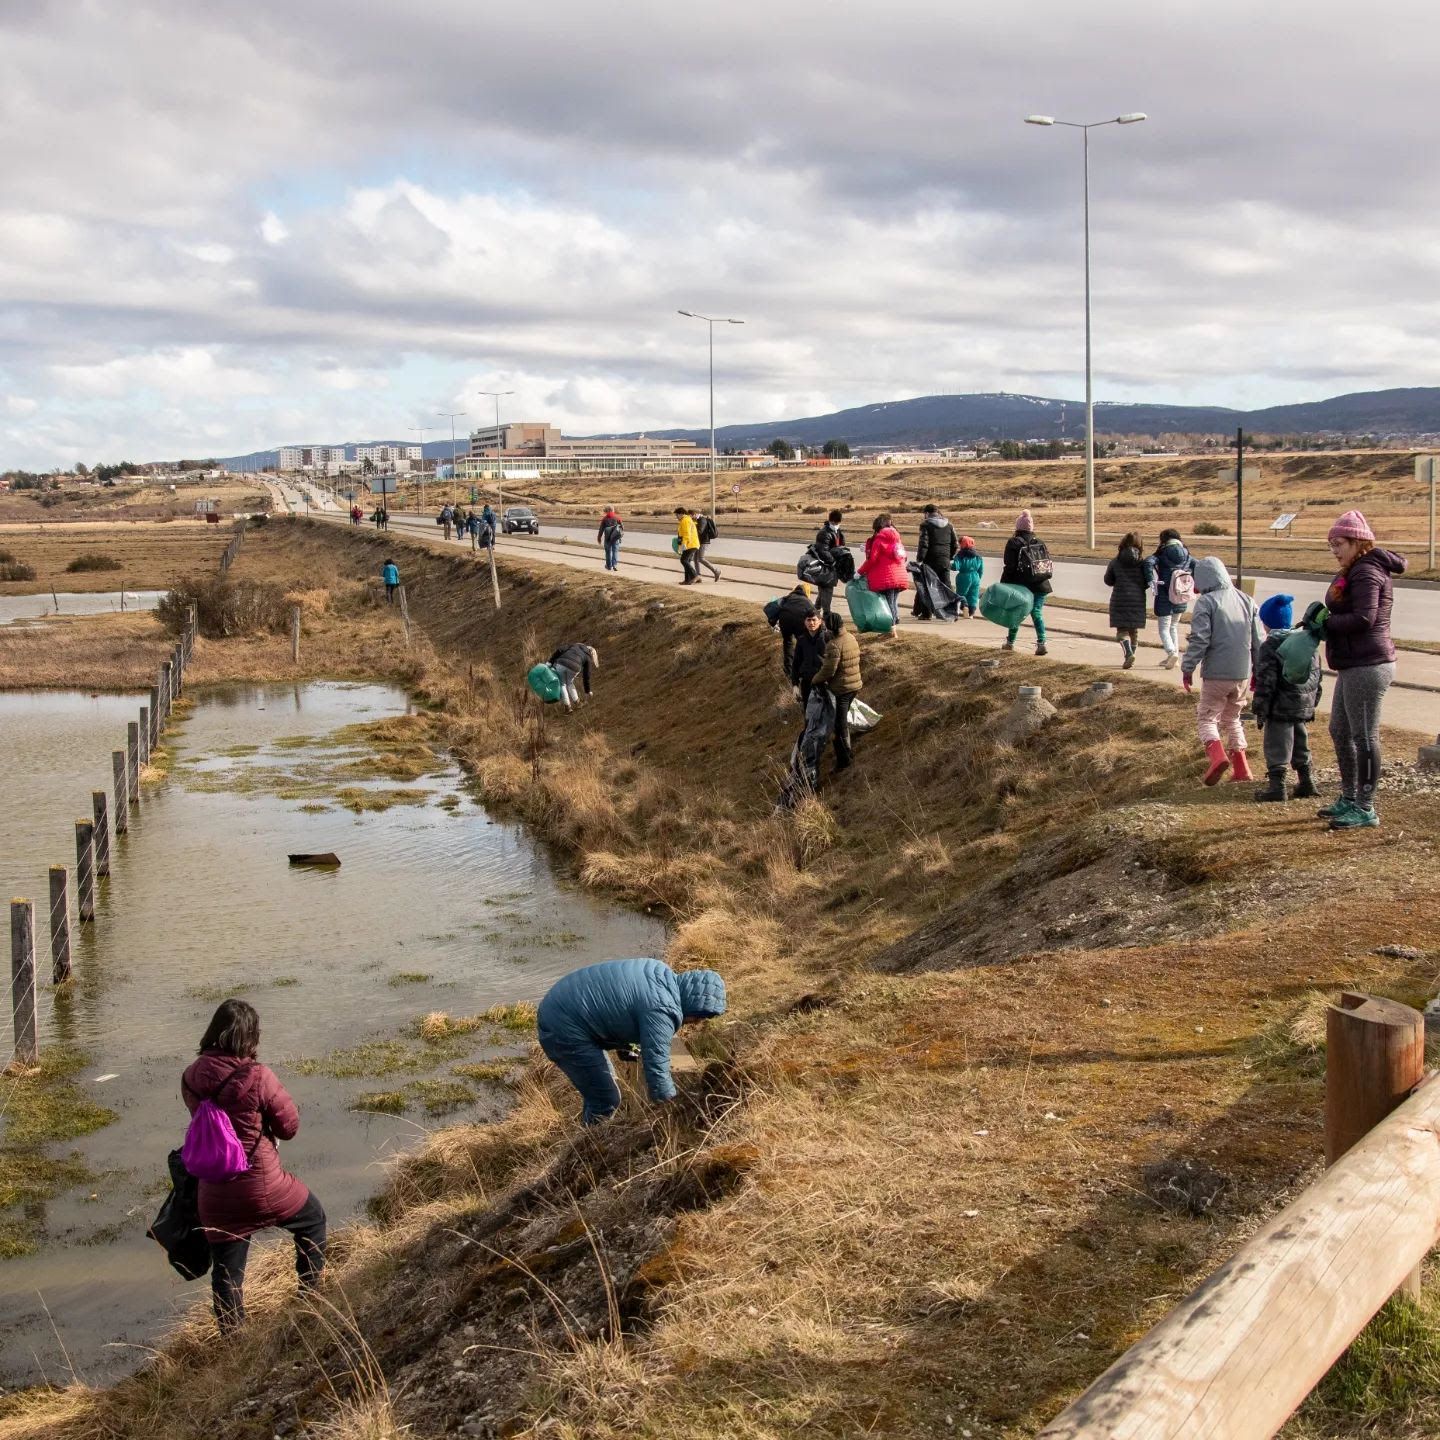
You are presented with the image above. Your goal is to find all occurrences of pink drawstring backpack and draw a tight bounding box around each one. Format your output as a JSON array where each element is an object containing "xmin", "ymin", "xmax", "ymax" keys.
[{"xmin": 180, "ymin": 1070, "xmax": 253, "ymax": 1182}]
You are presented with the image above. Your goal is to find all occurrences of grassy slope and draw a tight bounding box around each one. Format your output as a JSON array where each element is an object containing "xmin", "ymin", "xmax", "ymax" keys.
[{"xmin": 6, "ymin": 520, "xmax": 1439, "ymax": 1440}]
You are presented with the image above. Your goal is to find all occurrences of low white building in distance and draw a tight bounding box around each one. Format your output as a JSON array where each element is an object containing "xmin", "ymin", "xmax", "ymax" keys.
[
  {"xmin": 278, "ymin": 445, "xmax": 350, "ymax": 476},
  {"xmin": 461, "ymin": 421, "xmax": 717, "ymax": 476}
]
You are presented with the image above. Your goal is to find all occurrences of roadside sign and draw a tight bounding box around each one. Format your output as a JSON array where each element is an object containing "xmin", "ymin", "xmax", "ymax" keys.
[
  {"xmin": 1270, "ymin": 512, "xmax": 1298, "ymax": 533},
  {"xmin": 372, "ymin": 474, "xmax": 399, "ymax": 494},
  {"xmin": 731, "ymin": 483, "xmax": 741, "ymax": 495}
]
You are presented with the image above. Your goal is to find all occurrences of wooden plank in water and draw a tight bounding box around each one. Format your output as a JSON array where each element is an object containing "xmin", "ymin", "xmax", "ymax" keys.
[{"xmin": 288, "ymin": 853, "xmax": 341, "ymax": 868}]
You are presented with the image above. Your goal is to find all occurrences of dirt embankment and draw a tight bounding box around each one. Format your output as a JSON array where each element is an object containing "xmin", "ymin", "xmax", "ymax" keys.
[{"xmin": 7, "ymin": 520, "xmax": 1440, "ymax": 1440}]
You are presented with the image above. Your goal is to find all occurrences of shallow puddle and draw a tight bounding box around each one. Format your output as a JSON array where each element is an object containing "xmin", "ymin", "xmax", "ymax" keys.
[
  {"xmin": 0, "ymin": 590, "xmax": 165, "ymax": 626},
  {"xmin": 0, "ymin": 681, "xmax": 667, "ymax": 1387}
]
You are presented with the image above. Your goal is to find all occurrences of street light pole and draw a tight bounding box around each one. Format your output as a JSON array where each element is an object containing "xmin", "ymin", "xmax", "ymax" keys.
[
  {"xmin": 678, "ymin": 310, "xmax": 744, "ymax": 518},
  {"xmin": 477, "ymin": 390, "xmax": 514, "ymax": 511},
  {"xmin": 409, "ymin": 427, "xmax": 428, "ymax": 513},
  {"xmin": 438, "ymin": 410, "xmax": 466, "ymax": 499},
  {"xmin": 1025, "ymin": 111, "xmax": 1147, "ymax": 550}
]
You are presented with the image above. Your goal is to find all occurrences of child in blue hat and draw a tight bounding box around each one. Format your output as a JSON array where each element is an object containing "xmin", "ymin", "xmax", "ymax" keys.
[{"xmin": 1252, "ymin": 593, "xmax": 1322, "ymax": 802}]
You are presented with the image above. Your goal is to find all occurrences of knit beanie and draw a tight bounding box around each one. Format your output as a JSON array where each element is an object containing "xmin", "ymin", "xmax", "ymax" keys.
[
  {"xmin": 1015, "ymin": 510, "xmax": 1034, "ymax": 533},
  {"xmin": 959, "ymin": 535, "xmax": 975, "ymax": 548},
  {"xmin": 1258, "ymin": 594, "xmax": 1294, "ymax": 631},
  {"xmin": 1328, "ymin": 510, "xmax": 1374, "ymax": 543}
]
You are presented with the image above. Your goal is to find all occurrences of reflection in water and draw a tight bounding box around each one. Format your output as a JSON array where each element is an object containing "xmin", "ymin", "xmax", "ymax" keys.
[{"xmin": 0, "ymin": 681, "xmax": 666, "ymax": 1386}]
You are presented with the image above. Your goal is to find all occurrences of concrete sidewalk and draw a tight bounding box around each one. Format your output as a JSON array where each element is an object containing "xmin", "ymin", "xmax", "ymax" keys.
[{"xmin": 319, "ymin": 510, "xmax": 1440, "ymax": 741}]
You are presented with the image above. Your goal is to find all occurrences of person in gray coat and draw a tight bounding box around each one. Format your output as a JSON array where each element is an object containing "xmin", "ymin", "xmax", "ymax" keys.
[
  {"xmin": 548, "ymin": 643, "xmax": 598, "ymax": 710},
  {"xmin": 1181, "ymin": 557, "xmax": 1263, "ymax": 786}
]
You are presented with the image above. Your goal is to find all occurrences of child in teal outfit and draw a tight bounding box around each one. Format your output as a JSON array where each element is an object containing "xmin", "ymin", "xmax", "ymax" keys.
[{"xmin": 952, "ymin": 536, "xmax": 984, "ymax": 617}]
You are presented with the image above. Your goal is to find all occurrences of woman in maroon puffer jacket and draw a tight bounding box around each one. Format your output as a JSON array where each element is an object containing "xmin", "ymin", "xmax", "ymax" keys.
[{"xmin": 182, "ymin": 998, "xmax": 326, "ymax": 1330}]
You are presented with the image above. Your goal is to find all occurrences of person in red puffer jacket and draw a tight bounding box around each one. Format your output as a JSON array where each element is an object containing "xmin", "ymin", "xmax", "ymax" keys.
[
  {"xmin": 857, "ymin": 513, "xmax": 910, "ymax": 629},
  {"xmin": 181, "ymin": 999, "xmax": 326, "ymax": 1331}
]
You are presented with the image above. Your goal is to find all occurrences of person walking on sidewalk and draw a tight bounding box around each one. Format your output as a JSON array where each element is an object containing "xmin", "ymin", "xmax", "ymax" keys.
[
  {"xmin": 952, "ymin": 536, "xmax": 983, "ymax": 617},
  {"xmin": 182, "ymin": 1000, "xmax": 327, "ymax": 1333},
  {"xmin": 1145, "ymin": 529, "xmax": 1195, "ymax": 669},
  {"xmin": 1181, "ymin": 557, "xmax": 1263, "ymax": 786},
  {"xmin": 694, "ymin": 510, "xmax": 722, "ymax": 582},
  {"xmin": 597, "ymin": 506, "xmax": 624, "ymax": 571},
  {"xmin": 1252, "ymin": 594, "xmax": 1321, "ymax": 803},
  {"xmin": 1318, "ymin": 510, "xmax": 1407, "ymax": 830},
  {"xmin": 913, "ymin": 504, "xmax": 959, "ymax": 617},
  {"xmin": 813, "ymin": 510, "xmax": 848, "ymax": 616},
  {"xmin": 1104, "ymin": 532, "xmax": 1149, "ymax": 669},
  {"xmin": 999, "ymin": 511, "xmax": 1052, "ymax": 655},
  {"xmin": 674, "ymin": 507, "xmax": 701, "ymax": 585},
  {"xmin": 857, "ymin": 513, "xmax": 909, "ymax": 629}
]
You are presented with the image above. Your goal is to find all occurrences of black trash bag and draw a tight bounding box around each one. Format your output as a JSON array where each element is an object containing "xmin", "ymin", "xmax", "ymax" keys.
[
  {"xmin": 833, "ymin": 548, "xmax": 856, "ymax": 583},
  {"xmin": 797, "ymin": 546, "xmax": 837, "ymax": 588},
  {"xmin": 908, "ymin": 562, "xmax": 960, "ymax": 621},
  {"xmin": 147, "ymin": 1149, "xmax": 210, "ymax": 1281},
  {"xmin": 778, "ymin": 688, "xmax": 836, "ymax": 808}
]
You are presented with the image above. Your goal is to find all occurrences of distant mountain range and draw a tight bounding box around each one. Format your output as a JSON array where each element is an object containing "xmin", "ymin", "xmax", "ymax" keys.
[{"xmin": 214, "ymin": 386, "xmax": 1440, "ymax": 469}]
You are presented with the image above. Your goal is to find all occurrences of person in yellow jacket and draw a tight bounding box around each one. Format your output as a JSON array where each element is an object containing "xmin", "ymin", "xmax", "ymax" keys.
[{"xmin": 674, "ymin": 507, "xmax": 701, "ymax": 585}]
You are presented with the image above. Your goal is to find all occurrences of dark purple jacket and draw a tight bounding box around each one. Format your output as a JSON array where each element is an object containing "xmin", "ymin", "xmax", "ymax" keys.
[
  {"xmin": 182, "ymin": 1052, "xmax": 310, "ymax": 1242},
  {"xmin": 1324, "ymin": 549, "xmax": 1407, "ymax": 671}
]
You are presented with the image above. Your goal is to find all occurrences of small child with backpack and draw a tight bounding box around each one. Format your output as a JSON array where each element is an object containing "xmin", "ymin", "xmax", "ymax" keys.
[
  {"xmin": 1252, "ymin": 594, "xmax": 1322, "ymax": 803},
  {"xmin": 1180, "ymin": 557, "xmax": 1264, "ymax": 786},
  {"xmin": 952, "ymin": 536, "xmax": 983, "ymax": 617}
]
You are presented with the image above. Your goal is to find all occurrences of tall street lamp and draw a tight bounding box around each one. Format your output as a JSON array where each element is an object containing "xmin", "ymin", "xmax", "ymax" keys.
[
  {"xmin": 477, "ymin": 390, "xmax": 515, "ymax": 510},
  {"xmin": 1025, "ymin": 111, "xmax": 1147, "ymax": 550},
  {"xmin": 409, "ymin": 426, "xmax": 428, "ymax": 513},
  {"xmin": 438, "ymin": 410, "xmax": 466, "ymax": 498},
  {"xmin": 678, "ymin": 310, "xmax": 744, "ymax": 518}
]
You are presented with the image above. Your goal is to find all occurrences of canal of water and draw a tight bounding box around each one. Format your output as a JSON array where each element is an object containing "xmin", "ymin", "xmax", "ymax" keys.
[
  {"xmin": 0, "ymin": 590, "xmax": 165, "ymax": 626},
  {"xmin": 0, "ymin": 680, "xmax": 667, "ymax": 1388}
]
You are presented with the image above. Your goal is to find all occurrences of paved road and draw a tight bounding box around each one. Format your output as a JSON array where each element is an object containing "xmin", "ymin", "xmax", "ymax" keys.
[
  {"xmin": 328, "ymin": 511, "xmax": 1439, "ymax": 739},
  {"xmin": 537, "ymin": 523, "xmax": 1440, "ymax": 643}
]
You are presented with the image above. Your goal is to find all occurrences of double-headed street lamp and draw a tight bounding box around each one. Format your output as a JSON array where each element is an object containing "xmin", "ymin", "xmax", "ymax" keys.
[
  {"xmin": 477, "ymin": 389, "xmax": 515, "ymax": 509},
  {"xmin": 438, "ymin": 410, "xmax": 466, "ymax": 497},
  {"xmin": 678, "ymin": 310, "xmax": 744, "ymax": 519},
  {"xmin": 1025, "ymin": 111, "xmax": 1147, "ymax": 550}
]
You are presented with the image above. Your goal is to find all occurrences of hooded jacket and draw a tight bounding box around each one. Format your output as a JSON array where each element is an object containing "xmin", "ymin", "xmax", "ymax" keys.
[
  {"xmin": 549, "ymin": 644, "xmax": 596, "ymax": 694},
  {"xmin": 1254, "ymin": 630, "xmax": 1322, "ymax": 724},
  {"xmin": 1324, "ymin": 548, "xmax": 1407, "ymax": 671},
  {"xmin": 536, "ymin": 959, "xmax": 726, "ymax": 1104},
  {"xmin": 1181, "ymin": 557, "xmax": 1262, "ymax": 682},
  {"xmin": 1000, "ymin": 531, "xmax": 1053, "ymax": 595},
  {"xmin": 769, "ymin": 588, "xmax": 815, "ymax": 639},
  {"xmin": 381, "ymin": 563, "xmax": 399, "ymax": 586},
  {"xmin": 858, "ymin": 527, "xmax": 910, "ymax": 592},
  {"xmin": 181, "ymin": 1052, "xmax": 310, "ymax": 1242},
  {"xmin": 916, "ymin": 514, "xmax": 958, "ymax": 573},
  {"xmin": 1145, "ymin": 539, "xmax": 1195, "ymax": 618},
  {"xmin": 1104, "ymin": 546, "xmax": 1149, "ymax": 630},
  {"xmin": 676, "ymin": 514, "xmax": 700, "ymax": 551},
  {"xmin": 812, "ymin": 624, "xmax": 862, "ymax": 694},
  {"xmin": 597, "ymin": 511, "xmax": 623, "ymax": 542}
]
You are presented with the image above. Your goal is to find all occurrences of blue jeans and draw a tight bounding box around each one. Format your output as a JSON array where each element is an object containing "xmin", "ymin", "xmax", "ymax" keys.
[{"xmin": 604, "ymin": 537, "xmax": 621, "ymax": 570}]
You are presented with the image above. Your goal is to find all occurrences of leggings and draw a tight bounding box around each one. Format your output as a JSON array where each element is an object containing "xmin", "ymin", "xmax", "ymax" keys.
[
  {"xmin": 1006, "ymin": 593, "xmax": 1047, "ymax": 645},
  {"xmin": 1157, "ymin": 613, "xmax": 1180, "ymax": 655},
  {"xmin": 1329, "ymin": 663, "xmax": 1395, "ymax": 807},
  {"xmin": 209, "ymin": 1191, "xmax": 327, "ymax": 1332}
]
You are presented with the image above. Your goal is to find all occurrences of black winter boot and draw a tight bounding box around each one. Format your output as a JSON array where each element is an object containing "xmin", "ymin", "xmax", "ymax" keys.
[
  {"xmin": 1254, "ymin": 767, "xmax": 1289, "ymax": 803},
  {"xmin": 1293, "ymin": 767, "xmax": 1319, "ymax": 800}
]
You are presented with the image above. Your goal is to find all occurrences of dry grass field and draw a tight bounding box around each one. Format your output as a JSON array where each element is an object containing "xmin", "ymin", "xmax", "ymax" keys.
[
  {"xmin": 416, "ymin": 449, "xmax": 1438, "ymax": 580},
  {"xmin": 0, "ymin": 522, "xmax": 231, "ymax": 594},
  {"xmin": 7, "ymin": 520, "xmax": 1439, "ymax": 1440},
  {"xmin": 0, "ymin": 478, "xmax": 269, "ymax": 527}
]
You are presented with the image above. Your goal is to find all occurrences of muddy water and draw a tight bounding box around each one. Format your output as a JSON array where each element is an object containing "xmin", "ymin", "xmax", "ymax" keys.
[
  {"xmin": 0, "ymin": 681, "xmax": 666, "ymax": 1388},
  {"xmin": 0, "ymin": 590, "xmax": 165, "ymax": 626}
]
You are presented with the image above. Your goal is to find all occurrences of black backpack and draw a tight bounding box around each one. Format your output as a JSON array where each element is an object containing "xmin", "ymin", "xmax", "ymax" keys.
[
  {"xmin": 797, "ymin": 546, "xmax": 836, "ymax": 587},
  {"xmin": 698, "ymin": 514, "xmax": 718, "ymax": 543},
  {"xmin": 1016, "ymin": 537, "xmax": 1053, "ymax": 581}
]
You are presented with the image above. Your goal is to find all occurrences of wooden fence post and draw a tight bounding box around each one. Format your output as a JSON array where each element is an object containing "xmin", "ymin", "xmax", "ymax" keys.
[
  {"xmin": 488, "ymin": 544, "xmax": 502, "ymax": 610},
  {"xmin": 127, "ymin": 721, "xmax": 141, "ymax": 796},
  {"xmin": 397, "ymin": 585, "xmax": 411, "ymax": 647},
  {"xmin": 91, "ymin": 790, "xmax": 111, "ymax": 878},
  {"xmin": 75, "ymin": 821, "xmax": 95, "ymax": 923},
  {"xmin": 1327, "ymin": 991, "xmax": 1426, "ymax": 1297},
  {"xmin": 291, "ymin": 605, "xmax": 301, "ymax": 662},
  {"xmin": 138, "ymin": 707, "xmax": 150, "ymax": 767},
  {"xmin": 161, "ymin": 660, "xmax": 173, "ymax": 715},
  {"xmin": 147, "ymin": 687, "xmax": 160, "ymax": 749},
  {"xmin": 48, "ymin": 867, "xmax": 70, "ymax": 984},
  {"xmin": 10, "ymin": 899, "xmax": 37, "ymax": 1065},
  {"xmin": 113, "ymin": 750, "xmax": 129, "ymax": 833}
]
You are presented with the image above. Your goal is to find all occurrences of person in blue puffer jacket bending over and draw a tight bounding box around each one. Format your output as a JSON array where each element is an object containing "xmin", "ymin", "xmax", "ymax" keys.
[{"xmin": 536, "ymin": 959, "xmax": 727, "ymax": 1125}]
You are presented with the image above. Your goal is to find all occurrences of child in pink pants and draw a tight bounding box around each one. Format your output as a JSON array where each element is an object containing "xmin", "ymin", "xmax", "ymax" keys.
[{"xmin": 1180, "ymin": 557, "xmax": 1263, "ymax": 786}]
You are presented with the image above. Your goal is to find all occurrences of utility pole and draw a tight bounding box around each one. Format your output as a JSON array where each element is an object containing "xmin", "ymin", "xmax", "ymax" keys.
[
  {"xmin": 438, "ymin": 411, "xmax": 466, "ymax": 500},
  {"xmin": 1235, "ymin": 426, "xmax": 1245, "ymax": 588},
  {"xmin": 409, "ymin": 427, "xmax": 428, "ymax": 513}
]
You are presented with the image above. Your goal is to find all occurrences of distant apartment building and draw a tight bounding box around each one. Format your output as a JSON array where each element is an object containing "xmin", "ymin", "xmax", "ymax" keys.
[
  {"xmin": 278, "ymin": 445, "xmax": 349, "ymax": 476},
  {"xmin": 354, "ymin": 444, "xmax": 422, "ymax": 473},
  {"xmin": 462, "ymin": 421, "xmax": 715, "ymax": 476}
]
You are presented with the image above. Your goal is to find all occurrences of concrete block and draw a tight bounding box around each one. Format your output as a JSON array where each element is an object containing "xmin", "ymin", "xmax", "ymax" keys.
[
  {"xmin": 1000, "ymin": 684, "xmax": 1057, "ymax": 743},
  {"xmin": 1079, "ymin": 681, "xmax": 1115, "ymax": 707}
]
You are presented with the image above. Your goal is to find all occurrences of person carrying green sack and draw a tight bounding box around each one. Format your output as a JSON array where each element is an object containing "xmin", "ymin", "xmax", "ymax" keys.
[
  {"xmin": 1252, "ymin": 594, "xmax": 1322, "ymax": 803},
  {"xmin": 999, "ymin": 511, "xmax": 1051, "ymax": 655}
]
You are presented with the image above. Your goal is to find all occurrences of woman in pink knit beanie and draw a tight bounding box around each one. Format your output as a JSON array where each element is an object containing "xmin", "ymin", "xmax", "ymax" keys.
[{"xmin": 1317, "ymin": 509, "xmax": 1407, "ymax": 830}]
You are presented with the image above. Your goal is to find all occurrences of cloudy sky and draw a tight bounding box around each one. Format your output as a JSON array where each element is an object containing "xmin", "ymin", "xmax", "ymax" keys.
[{"xmin": 2, "ymin": 0, "xmax": 1437, "ymax": 468}]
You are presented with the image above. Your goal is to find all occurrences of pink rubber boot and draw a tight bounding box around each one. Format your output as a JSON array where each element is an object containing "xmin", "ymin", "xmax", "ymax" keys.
[
  {"xmin": 1228, "ymin": 749, "xmax": 1253, "ymax": 783},
  {"xmin": 1202, "ymin": 740, "xmax": 1230, "ymax": 787}
]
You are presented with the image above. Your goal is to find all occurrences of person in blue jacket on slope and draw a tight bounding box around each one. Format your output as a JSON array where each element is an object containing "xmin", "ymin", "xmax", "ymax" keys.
[{"xmin": 536, "ymin": 959, "xmax": 727, "ymax": 1125}]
